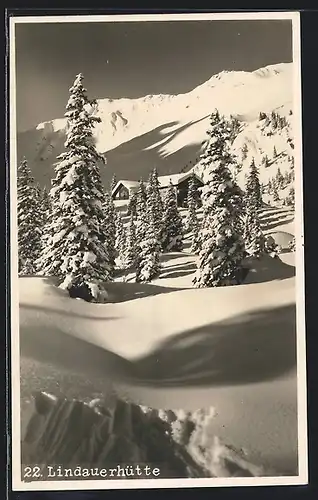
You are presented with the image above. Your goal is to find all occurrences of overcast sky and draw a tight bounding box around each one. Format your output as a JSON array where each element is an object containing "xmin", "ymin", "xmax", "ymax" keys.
[{"xmin": 15, "ymin": 19, "xmax": 293, "ymax": 132}]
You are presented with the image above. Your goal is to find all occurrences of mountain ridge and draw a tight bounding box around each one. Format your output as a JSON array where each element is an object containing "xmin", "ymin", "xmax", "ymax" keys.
[{"xmin": 17, "ymin": 62, "xmax": 294, "ymax": 192}]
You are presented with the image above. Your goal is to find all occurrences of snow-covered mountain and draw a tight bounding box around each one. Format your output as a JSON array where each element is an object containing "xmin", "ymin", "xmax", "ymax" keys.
[{"xmin": 17, "ymin": 62, "xmax": 295, "ymax": 192}]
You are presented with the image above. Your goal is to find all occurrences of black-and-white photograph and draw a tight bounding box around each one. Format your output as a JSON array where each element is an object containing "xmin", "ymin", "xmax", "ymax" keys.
[{"xmin": 9, "ymin": 12, "xmax": 307, "ymax": 490}]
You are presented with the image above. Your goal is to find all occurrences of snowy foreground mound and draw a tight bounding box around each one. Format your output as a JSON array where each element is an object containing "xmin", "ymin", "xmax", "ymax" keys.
[
  {"xmin": 19, "ymin": 252, "xmax": 298, "ymax": 475},
  {"xmin": 18, "ymin": 62, "xmax": 294, "ymax": 189}
]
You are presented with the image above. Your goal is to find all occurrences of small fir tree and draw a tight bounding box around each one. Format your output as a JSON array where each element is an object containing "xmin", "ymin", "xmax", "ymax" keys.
[
  {"xmin": 241, "ymin": 143, "xmax": 248, "ymax": 161},
  {"xmin": 37, "ymin": 73, "xmax": 112, "ymax": 300},
  {"xmin": 271, "ymin": 111, "xmax": 278, "ymax": 130},
  {"xmin": 135, "ymin": 219, "xmax": 161, "ymax": 283},
  {"xmin": 243, "ymin": 160, "xmax": 266, "ymax": 258},
  {"xmin": 276, "ymin": 167, "xmax": 284, "ymax": 189},
  {"xmin": 245, "ymin": 157, "xmax": 262, "ymax": 210},
  {"xmin": 286, "ymin": 186, "xmax": 295, "ymax": 209},
  {"xmin": 272, "ymin": 182, "xmax": 280, "ymax": 203},
  {"xmin": 17, "ymin": 158, "xmax": 43, "ymax": 275},
  {"xmin": 146, "ymin": 167, "xmax": 164, "ymax": 242},
  {"xmin": 273, "ymin": 145, "xmax": 278, "ymax": 158},
  {"xmin": 161, "ymin": 181, "xmax": 183, "ymax": 252},
  {"xmin": 262, "ymin": 154, "xmax": 270, "ymax": 168}
]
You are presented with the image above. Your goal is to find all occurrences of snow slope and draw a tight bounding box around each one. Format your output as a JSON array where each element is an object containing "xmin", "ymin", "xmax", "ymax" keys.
[{"xmin": 17, "ymin": 63, "xmax": 294, "ymax": 190}]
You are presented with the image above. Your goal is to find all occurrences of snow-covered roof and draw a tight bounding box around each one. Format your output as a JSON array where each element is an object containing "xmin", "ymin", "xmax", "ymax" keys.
[
  {"xmin": 112, "ymin": 172, "xmax": 203, "ymax": 196},
  {"xmin": 112, "ymin": 180, "xmax": 139, "ymax": 195},
  {"xmin": 157, "ymin": 172, "xmax": 203, "ymax": 188}
]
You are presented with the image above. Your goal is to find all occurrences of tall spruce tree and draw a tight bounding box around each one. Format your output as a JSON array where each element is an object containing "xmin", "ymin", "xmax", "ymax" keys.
[
  {"xmin": 37, "ymin": 73, "xmax": 112, "ymax": 300},
  {"xmin": 17, "ymin": 158, "xmax": 43, "ymax": 275},
  {"xmin": 135, "ymin": 218, "xmax": 161, "ymax": 283},
  {"xmin": 161, "ymin": 181, "xmax": 183, "ymax": 252},
  {"xmin": 245, "ymin": 157, "xmax": 262, "ymax": 210},
  {"xmin": 243, "ymin": 160, "xmax": 265, "ymax": 257},
  {"xmin": 193, "ymin": 110, "xmax": 245, "ymax": 287},
  {"xmin": 146, "ymin": 167, "xmax": 164, "ymax": 242}
]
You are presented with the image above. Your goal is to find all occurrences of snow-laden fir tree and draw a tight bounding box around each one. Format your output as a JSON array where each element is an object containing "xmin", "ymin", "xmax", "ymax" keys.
[
  {"xmin": 161, "ymin": 181, "xmax": 183, "ymax": 252},
  {"xmin": 124, "ymin": 214, "xmax": 138, "ymax": 269},
  {"xmin": 146, "ymin": 167, "xmax": 164, "ymax": 243},
  {"xmin": 243, "ymin": 162, "xmax": 265, "ymax": 258},
  {"xmin": 275, "ymin": 167, "xmax": 284, "ymax": 189},
  {"xmin": 241, "ymin": 143, "xmax": 248, "ymax": 161},
  {"xmin": 114, "ymin": 211, "xmax": 126, "ymax": 267},
  {"xmin": 17, "ymin": 158, "xmax": 43, "ymax": 275},
  {"xmin": 135, "ymin": 218, "xmax": 161, "ymax": 283},
  {"xmin": 193, "ymin": 110, "xmax": 245, "ymax": 287},
  {"xmin": 102, "ymin": 191, "xmax": 116, "ymax": 273},
  {"xmin": 37, "ymin": 73, "xmax": 112, "ymax": 301},
  {"xmin": 262, "ymin": 154, "xmax": 270, "ymax": 168},
  {"xmin": 272, "ymin": 181, "xmax": 280, "ymax": 203},
  {"xmin": 285, "ymin": 186, "xmax": 295, "ymax": 209},
  {"xmin": 245, "ymin": 157, "xmax": 262, "ymax": 210}
]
